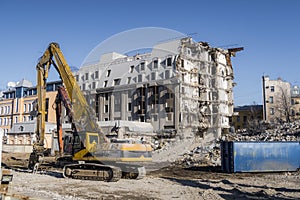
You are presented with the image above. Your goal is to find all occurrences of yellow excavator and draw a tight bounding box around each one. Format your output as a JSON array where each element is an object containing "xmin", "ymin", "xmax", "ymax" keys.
[{"xmin": 28, "ymin": 42, "xmax": 152, "ymax": 181}]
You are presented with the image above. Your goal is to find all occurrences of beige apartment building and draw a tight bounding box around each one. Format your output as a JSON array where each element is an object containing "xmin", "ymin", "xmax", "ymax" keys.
[
  {"xmin": 291, "ymin": 85, "xmax": 300, "ymax": 120},
  {"xmin": 0, "ymin": 79, "xmax": 62, "ymax": 145},
  {"xmin": 262, "ymin": 76, "xmax": 292, "ymax": 123}
]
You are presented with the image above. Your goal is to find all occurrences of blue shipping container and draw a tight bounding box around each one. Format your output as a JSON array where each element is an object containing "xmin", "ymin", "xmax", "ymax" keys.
[{"xmin": 221, "ymin": 141, "xmax": 300, "ymax": 172}]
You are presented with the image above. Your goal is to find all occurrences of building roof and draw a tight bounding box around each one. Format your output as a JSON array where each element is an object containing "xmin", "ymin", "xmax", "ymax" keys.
[
  {"xmin": 88, "ymin": 38, "xmax": 183, "ymax": 89},
  {"xmin": 16, "ymin": 79, "xmax": 33, "ymax": 88},
  {"xmin": 234, "ymin": 105, "xmax": 263, "ymax": 111}
]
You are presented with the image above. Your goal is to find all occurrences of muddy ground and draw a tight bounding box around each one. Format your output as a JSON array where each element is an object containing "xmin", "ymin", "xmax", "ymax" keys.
[{"xmin": 1, "ymin": 152, "xmax": 299, "ymax": 200}]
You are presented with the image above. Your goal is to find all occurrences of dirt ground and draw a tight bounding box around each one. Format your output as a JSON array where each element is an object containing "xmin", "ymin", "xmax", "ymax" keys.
[{"xmin": 1, "ymin": 152, "xmax": 300, "ymax": 200}]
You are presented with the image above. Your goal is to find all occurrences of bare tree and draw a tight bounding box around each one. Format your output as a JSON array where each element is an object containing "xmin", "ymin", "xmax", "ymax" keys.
[
  {"xmin": 246, "ymin": 102, "xmax": 264, "ymax": 134},
  {"xmin": 275, "ymin": 86, "xmax": 292, "ymax": 123}
]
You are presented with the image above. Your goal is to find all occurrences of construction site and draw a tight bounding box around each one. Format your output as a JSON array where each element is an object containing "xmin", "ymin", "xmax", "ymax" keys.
[{"xmin": 0, "ymin": 38, "xmax": 299, "ymax": 200}]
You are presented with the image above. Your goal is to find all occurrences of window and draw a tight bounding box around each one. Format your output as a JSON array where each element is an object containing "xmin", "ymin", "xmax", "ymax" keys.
[
  {"xmin": 243, "ymin": 116, "xmax": 247, "ymax": 122},
  {"xmin": 153, "ymin": 59, "xmax": 158, "ymax": 69},
  {"xmin": 114, "ymin": 93, "xmax": 121, "ymax": 112},
  {"xmin": 103, "ymin": 81, "xmax": 108, "ymax": 87},
  {"xmin": 129, "ymin": 65, "xmax": 134, "ymax": 73},
  {"xmin": 95, "ymin": 71, "xmax": 99, "ymax": 79},
  {"xmin": 106, "ymin": 70, "xmax": 111, "ymax": 77},
  {"xmin": 166, "ymin": 57, "xmax": 172, "ymax": 66},
  {"xmin": 92, "ymin": 82, "xmax": 96, "ymax": 89},
  {"xmin": 151, "ymin": 72, "xmax": 156, "ymax": 80},
  {"xmin": 187, "ymin": 48, "xmax": 191, "ymax": 55},
  {"xmin": 113, "ymin": 79, "xmax": 121, "ymax": 86},
  {"xmin": 269, "ymin": 96, "xmax": 273, "ymax": 103},
  {"xmin": 82, "ymin": 83, "xmax": 86, "ymax": 90},
  {"xmin": 270, "ymin": 107, "xmax": 275, "ymax": 115},
  {"xmin": 181, "ymin": 59, "xmax": 184, "ymax": 67},
  {"xmin": 85, "ymin": 73, "xmax": 89, "ymax": 80},
  {"xmin": 165, "ymin": 70, "xmax": 170, "ymax": 79},
  {"xmin": 127, "ymin": 77, "xmax": 131, "ymax": 84},
  {"xmin": 138, "ymin": 74, "xmax": 143, "ymax": 82},
  {"xmin": 104, "ymin": 105, "xmax": 109, "ymax": 113},
  {"xmin": 140, "ymin": 62, "xmax": 145, "ymax": 71},
  {"xmin": 128, "ymin": 103, "xmax": 132, "ymax": 111},
  {"xmin": 75, "ymin": 75, "xmax": 79, "ymax": 82},
  {"xmin": 24, "ymin": 104, "xmax": 27, "ymax": 112},
  {"xmin": 46, "ymin": 84, "xmax": 54, "ymax": 91},
  {"xmin": 166, "ymin": 113, "xmax": 172, "ymax": 121},
  {"xmin": 292, "ymin": 109, "xmax": 295, "ymax": 116},
  {"xmin": 270, "ymin": 86, "xmax": 275, "ymax": 92},
  {"xmin": 140, "ymin": 116, "xmax": 145, "ymax": 122}
]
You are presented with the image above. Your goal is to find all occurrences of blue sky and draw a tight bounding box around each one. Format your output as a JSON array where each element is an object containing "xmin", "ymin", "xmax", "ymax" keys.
[{"xmin": 0, "ymin": 0, "xmax": 299, "ymax": 106}]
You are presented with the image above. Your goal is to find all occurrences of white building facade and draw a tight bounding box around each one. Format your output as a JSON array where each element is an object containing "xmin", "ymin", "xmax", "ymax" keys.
[{"xmin": 75, "ymin": 38, "xmax": 242, "ymax": 138}]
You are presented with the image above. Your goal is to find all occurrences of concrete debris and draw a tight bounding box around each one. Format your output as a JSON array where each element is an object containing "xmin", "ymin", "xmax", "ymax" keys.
[
  {"xmin": 178, "ymin": 141, "xmax": 221, "ymax": 167},
  {"xmin": 174, "ymin": 121, "xmax": 300, "ymax": 167}
]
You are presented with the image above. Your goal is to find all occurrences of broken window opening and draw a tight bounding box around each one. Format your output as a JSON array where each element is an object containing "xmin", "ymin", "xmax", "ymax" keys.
[
  {"xmin": 269, "ymin": 96, "xmax": 274, "ymax": 103},
  {"xmin": 270, "ymin": 107, "xmax": 275, "ymax": 115}
]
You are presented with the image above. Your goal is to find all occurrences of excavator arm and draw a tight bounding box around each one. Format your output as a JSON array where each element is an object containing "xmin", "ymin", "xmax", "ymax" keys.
[
  {"xmin": 28, "ymin": 43, "xmax": 152, "ymax": 181},
  {"xmin": 29, "ymin": 42, "xmax": 105, "ymax": 169}
]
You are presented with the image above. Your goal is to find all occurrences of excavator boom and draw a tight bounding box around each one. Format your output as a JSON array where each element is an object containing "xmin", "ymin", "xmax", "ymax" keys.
[{"xmin": 28, "ymin": 43, "xmax": 152, "ymax": 181}]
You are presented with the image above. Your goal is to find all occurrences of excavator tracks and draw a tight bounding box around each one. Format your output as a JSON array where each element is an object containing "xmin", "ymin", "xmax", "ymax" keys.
[
  {"xmin": 63, "ymin": 163, "xmax": 122, "ymax": 182},
  {"xmin": 110, "ymin": 163, "xmax": 147, "ymax": 180}
]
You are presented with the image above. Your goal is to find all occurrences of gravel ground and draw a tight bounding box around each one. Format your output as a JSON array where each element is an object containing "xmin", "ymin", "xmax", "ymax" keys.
[
  {"xmin": 3, "ymin": 161, "xmax": 300, "ymax": 200},
  {"xmin": 1, "ymin": 141, "xmax": 300, "ymax": 200}
]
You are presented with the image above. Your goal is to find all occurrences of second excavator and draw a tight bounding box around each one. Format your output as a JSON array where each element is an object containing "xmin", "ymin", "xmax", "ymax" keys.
[{"xmin": 28, "ymin": 42, "xmax": 152, "ymax": 182}]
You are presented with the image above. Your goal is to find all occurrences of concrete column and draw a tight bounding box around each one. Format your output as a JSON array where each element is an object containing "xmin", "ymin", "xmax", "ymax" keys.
[
  {"xmin": 174, "ymin": 84, "xmax": 180, "ymax": 130},
  {"xmin": 145, "ymin": 86, "xmax": 149, "ymax": 122},
  {"xmin": 110, "ymin": 94, "xmax": 114, "ymax": 120},
  {"xmin": 158, "ymin": 86, "xmax": 164, "ymax": 130},
  {"xmin": 121, "ymin": 93, "xmax": 127, "ymax": 120},
  {"xmin": 99, "ymin": 95, "xmax": 104, "ymax": 121}
]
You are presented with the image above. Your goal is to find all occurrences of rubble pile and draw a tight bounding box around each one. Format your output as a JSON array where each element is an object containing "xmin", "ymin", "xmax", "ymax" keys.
[
  {"xmin": 176, "ymin": 121, "xmax": 300, "ymax": 167},
  {"xmin": 178, "ymin": 141, "xmax": 221, "ymax": 167}
]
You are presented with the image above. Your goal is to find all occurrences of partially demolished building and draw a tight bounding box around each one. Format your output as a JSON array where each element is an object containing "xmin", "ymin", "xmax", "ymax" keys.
[{"xmin": 75, "ymin": 37, "xmax": 242, "ymax": 138}]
